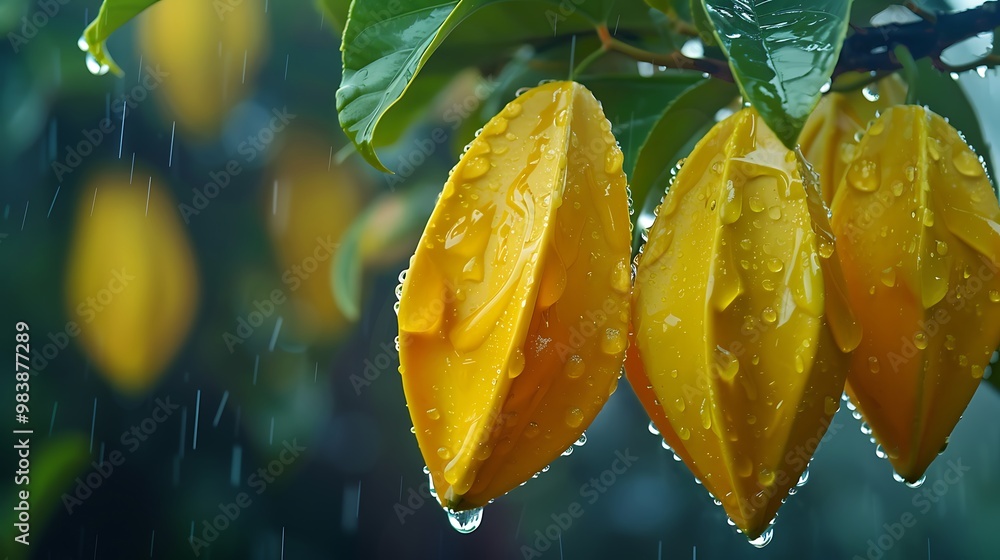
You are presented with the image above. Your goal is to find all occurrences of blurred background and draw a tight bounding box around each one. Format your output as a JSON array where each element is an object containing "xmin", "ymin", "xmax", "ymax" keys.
[{"xmin": 1, "ymin": 0, "xmax": 999, "ymax": 558}]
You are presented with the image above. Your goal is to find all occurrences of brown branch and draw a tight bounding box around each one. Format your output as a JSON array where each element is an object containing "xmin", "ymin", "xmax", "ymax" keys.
[
  {"xmin": 834, "ymin": 0, "xmax": 1000, "ymax": 75},
  {"xmin": 603, "ymin": 1, "xmax": 1000, "ymax": 82}
]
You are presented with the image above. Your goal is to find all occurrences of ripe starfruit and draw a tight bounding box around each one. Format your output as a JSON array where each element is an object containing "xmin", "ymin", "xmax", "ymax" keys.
[
  {"xmin": 66, "ymin": 170, "xmax": 199, "ymax": 395},
  {"xmin": 138, "ymin": 0, "xmax": 268, "ymax": 137},
  {"xmin": 831, "ymin": 105, "xmax": 1000, "ymax": 483},
  {"xmin": 396, "ymin": 81, "xmax": 632, "ymax": 520},
  {"xmin": 799, "ymin": 75, "xmax": 907, "ymax": 205},
  {"xmin": 628, "ymin": 108, "xmax": 860, "ymax": 541}
]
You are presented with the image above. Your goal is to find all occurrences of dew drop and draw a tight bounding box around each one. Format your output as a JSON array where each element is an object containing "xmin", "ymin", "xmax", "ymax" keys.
[
  {"xmin": 880, "ymin": 267, "xmax": 896, "ymax": 287},
  {"xmin": 525, "ymin": 421, "xmax": 540, "ymax": 438},
  {"xmin": 564, "ymin": 354, "xmax": 585, "ymax": 378},
  {"xmin": 565, "ymin": 407, "xmax": 584, "ymax": 428},
  {"xmin": 437, "ymin": 446, "xmax": 453, "ymax": 460},
  {"xmin": 905, "ymin": 166, "xmax": 916, "ymax": 182},
  {"xmin": 427, "ymin": 408, "xmax": 441, "ymax": 420},
  {"xmin": 748, "ymin": 526, "xmax": 774, "ymax": 547},
  {"xmin": 953, "ymin": 150, "xmax": 985, "ymax": 177},
  {"xmin": 714, "ymin": 345, "xmax": 740, "ymax": 381},
  {"xmin": 601, "ymin": 328, "xmax": 627, "ymax": 354},
  {"xmin": 762, "ymin": 307, "xmax": 777, "ymax": 324},
  {"xmin": 766, "ymin": 257, "xmax": 783, "ymax": 273},
  {"xmin": 678, "ymin": 426, "xmax": 691, "ymax": 440},
  {"xmin": 648, "ymin": 421, "xmax": 660, "ymax": 436},
  {"xmin": 847, "ymin": 159, "xmax": 879, "ymax": 192},
  {"xmin": 914, "ymin": 332, "xmax": 928, "ymax": 350},
  {"xmin": 447, "ymin": 507, "xmax": 484, "ymax": 534},
  {"xmin": 868, "ymin": 356, "xmax": 880, "ymax": 373},
  {"xmin": 989, "ymin": 290, "xmax": 1000, "ymax": 303},
  {"xmin": 574, "ymin": 432, "xmax": 588, "ymax": 446},
  {"xmin": 509, "ymin": 348, "xmax": 526, "ymax": 378}
]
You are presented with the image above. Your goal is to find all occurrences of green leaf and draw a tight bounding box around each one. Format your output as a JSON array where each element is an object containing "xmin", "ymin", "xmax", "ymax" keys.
[
  {"xmin": 339, "ymin": 0, "xmax": 655, "ymax": 172},
  {"xmin": 689, "ymin": 0, "xmax": 716, "ymax": 46},
  {"xmin": 317, "ymin": 0, "xmax": 353, "ymax": 33},
  {"xmin": 1, "ymin": 435, "xmax": 88, "ymax": 558},
  {"xmin": 332, "ymin": 185, "xmax": 436, "ymax": 319},
  {"xmin": 699, "ymin": 0, "xmax": 853, "ymax": 149},
  {"xmin": 579, "ymin": 73, "xmax": 707, "ymax": 177},
  {"xmin": 913, "ymin": 59, "xmax": 996, "ymax": 185},
  {"xmin": 629, "ymin": 78, "xmax": 738, "ymax": 248},
  {"xmin": 338, "ymin": 1, "xmax": 499, "ymax": 172},
  {"xmin": 81, "ymin": 0, "xmax": 160, "ymax": 76}
]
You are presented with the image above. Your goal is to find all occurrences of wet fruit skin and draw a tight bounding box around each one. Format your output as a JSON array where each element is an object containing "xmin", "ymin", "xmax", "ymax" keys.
[
  {"xmin": 628, "ymin": 108, "xmax": 860, "ymax": 539},
  {"xmin": 66, "ymin": 171, "xmax": 199, "ymax": 395},
  {"xmin": 397, "ymin": 81, "xmax": 631, "ymax": 510},
  {"xmin": 799, "ymin": 75, "xmax": 907, "ymax": 206},
  {"xmin": 831, "ymin": 105, "xmax": 1000, "ymax": 482}
]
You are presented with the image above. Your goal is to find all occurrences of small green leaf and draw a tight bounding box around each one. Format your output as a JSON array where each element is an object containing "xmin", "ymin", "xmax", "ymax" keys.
[
  {"xmin": 629, "ymin": 78, "xmax": 738, "ymax": 248},
  {"xmin": 914, "ymin": 59, "xmax": 996, "ymax": 183},
  {"xmin": 700, "ymin": 0, "xmax": 853, "ymax": 149},
  {"xmin": 332, "ymin": 185, "xmax": 436, "ymax": 319},
  {"xmin": 81, "ymin": 0, "xmax": 160, "ymax": 76},
  {"xmin": 1, "ymin": 434, "xmax": 88, "ymax": 558}
]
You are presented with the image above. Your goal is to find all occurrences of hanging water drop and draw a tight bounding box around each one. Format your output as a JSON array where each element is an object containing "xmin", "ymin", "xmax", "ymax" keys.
[{"xmin": 447, "ymin": 507, "xmax": 484, "ymax": 534}]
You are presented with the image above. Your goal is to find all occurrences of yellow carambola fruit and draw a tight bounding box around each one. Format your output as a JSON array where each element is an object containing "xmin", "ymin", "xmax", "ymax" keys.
[
  {"xmin": 628, "ymin": 108, "xmax": 860, "ymax": 540},
  {"xmin": 67, "ymin": 171, "xmax": 199, "ymax": 395},
  {"xmin": 799, "ymin": 75, "xmax": 907, "ymax": 206},
  {"xmin": 266, "ymin": 131, "xmax": 363, "ymax": 340},
  {"xmin": 831, "ymin": 105, "xmax": 1000, "ymax": 482},
  {"xmin": 138, "ymin": 0, "xmax": 268, "ymax": 137},
  {"xmin": 397, "ymin": 81, "xmax": 631, "ymax": 512}
]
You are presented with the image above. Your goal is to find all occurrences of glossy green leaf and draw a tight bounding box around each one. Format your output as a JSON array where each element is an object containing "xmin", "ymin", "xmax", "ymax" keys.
[
  {"xmin": 580, "ymin": 73, "xmax": 707, "ymax": 176},
  {"xmin": 81, "ymin": 0, "xmax": 160, "ymax": 76},
  {"xmin": 317, "ymin": 0, "xmax": 353, "ymax": 33},
  {"xmin": 914, "ymin": 59, "xmax": 996, "ymax": 184},
  {"xmin": 689, "ymin": 0, "xmax": 716, "ymax": 46},
  {"xmin": 338, "ymin": 0, "xmax": 656, "ymax": 172},
  {"xmin": 699, "ymin": 0, "xmax": 853, "ymax": 148},
  {"xmin": 629, "ymin": 78, "xmax": 738, "ymax": 249}
]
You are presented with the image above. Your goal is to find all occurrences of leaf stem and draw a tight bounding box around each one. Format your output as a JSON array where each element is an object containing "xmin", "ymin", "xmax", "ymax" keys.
[
  {"xmin": 596, "ymin": 24, "xmax": 732, "ymax": 79},
  {"xmin": 893, "ymin": 45, "xmax": 919, "ymax": 105},
  {"xmin": 572, "ymin": 45, "xmax": 608, "ymax": 78}
]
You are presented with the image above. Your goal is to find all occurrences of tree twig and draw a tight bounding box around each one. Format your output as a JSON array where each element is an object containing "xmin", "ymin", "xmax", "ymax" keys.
[{"xmin": 604, "ymin": 1, "xmax": 1000, "ymax": 82}]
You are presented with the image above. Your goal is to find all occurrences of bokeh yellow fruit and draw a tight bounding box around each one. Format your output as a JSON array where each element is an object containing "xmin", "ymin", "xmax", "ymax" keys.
[
  {"xmin": 800, "ymin": 75, "xmax": 907, "ymax": 205},
  {"xmin": 397, "ymin": 81, "xmax": 631, "ymax": 513},
  {"xmin": 138, "ymin": 0, "xmax": 268, "ymax": 137},
  {"xmin": 628, "ymin": 108, "xmax": 859, "ymax": 541},
  {"xmin": 831, "ymin": 105, "xmax": 1000, "ymax": 482},
  {"xmin": 267, "ymin": 131, "xmax": 364, "ymax": 340},
  {"xmin": 66, "ymin": 170, "xmax": 199, "ymax": 395}
]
